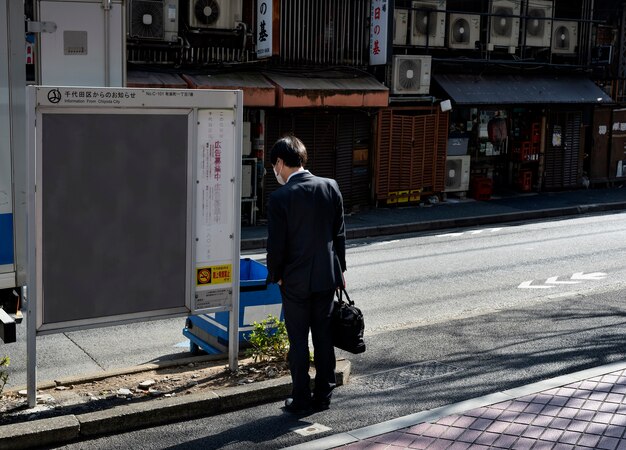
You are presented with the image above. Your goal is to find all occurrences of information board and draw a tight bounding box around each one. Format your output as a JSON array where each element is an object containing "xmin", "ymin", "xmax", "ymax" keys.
[{"xmin": 27, "ymin": 86, "xmax": 242, "ymax": 333}]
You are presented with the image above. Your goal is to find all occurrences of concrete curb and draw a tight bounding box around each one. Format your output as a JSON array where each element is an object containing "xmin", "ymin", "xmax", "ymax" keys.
[
  {"xmin": 240, "ymin": 201, "xmax": 626, "ymax": 250},
  {"xmin": 0, "ymin": 359, "xmax": 351, "ymax": 449}
]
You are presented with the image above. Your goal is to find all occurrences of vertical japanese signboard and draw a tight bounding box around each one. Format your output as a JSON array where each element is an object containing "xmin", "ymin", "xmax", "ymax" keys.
[
  {"xmin": 611, "ymin": 108, "xmax": 626, "ymax": 179},
  {"xmin": 369, "ymin": 0, "xmax": 390, "ymax": 65},
  {"xmin": 194, "ymin": 109, "xmax": 239, "ymax": 311},
  {"xmin": 256, "ymin": 0, "xmax": 272, "ymax": 59}
]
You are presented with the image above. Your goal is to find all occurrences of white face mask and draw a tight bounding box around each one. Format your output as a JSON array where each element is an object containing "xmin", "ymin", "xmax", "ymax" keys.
[{"xmin": 274, "ymin": 162, "xmax": 286, "ymax": 185}]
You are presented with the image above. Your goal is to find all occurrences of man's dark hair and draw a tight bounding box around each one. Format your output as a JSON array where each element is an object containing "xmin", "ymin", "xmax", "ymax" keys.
[{"xmin": 270, "ymin": 135, "xmax": 308, "ymax": 168}]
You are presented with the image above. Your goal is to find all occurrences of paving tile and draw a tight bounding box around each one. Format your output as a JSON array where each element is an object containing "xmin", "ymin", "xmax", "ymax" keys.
[
  {"xmin": 601, "ymin": 375, "xmax": 620, "ymax": 384},
  {"xmin": 456, "ymin": 429, "xmax": 481, "ymax": 443},
  {"xmin": 508, "ymin": 401, "xmax": 530, "ymax": 412},
  {"xmin": 597, "ymin": 436, "xmax": 621, "ymax": 450},
  {"xmin": 406, "ymin": 422, "xmax": 432, "ymax": 435},
  {"xmin": 541, "ymin": 404, "xmax": 563, "ymax": 417},
  {"xmin": 566, "ymin": 398, "xmax": 587, "ymax": 408},
  {"xmin": 427, "ymin": 439, "xmax": 454, "ymax": 450},
  {"xmin": 574, "ymin": 409, "xmax": 595, "ymax": 421},
  {"xmin": 439, "ymin": 426, "xmax": 465, "ymax": 441},
  {"xmin": 446, "ymin": 442, "xmax": 471, "ymax": 450},
  {"xmin": 611, "ymin": 385, "xmax": 626, "ymax": 395},
  {"xmin": 533, "ymin": 441, "xmax": 558, "ymax": 450},
  {"xmin": 604, "ymin": 425, "xmax": 626, "ymax": 438},
  {"xmin": 548, "ymin": 396, "xmax": 569, "ymax": 407},
  {"xmin": 533, "ymin": 394, "xmax": 553, "ymax": 405},
  {"xmin": 491, "ymin": 434, "xmax": 517, "ymax": 448},
  {"xmin": 551, "ymin": 417, "xmax": 572, "ymax": 429},
  {"xmin": 600, "ymin": 403, "xmax": 621, "ymax": 414},
  {"xmin": 586, "ymin": 422, "xmax": 608, "ymax": 435},
  {"xmin": 479, "ymin": 408, "xmax": 501, "ymax": 420},
  {"xmin": 452, "ymin": 416, "xmax": 477, "ymax": 429},
  {"xmin": 422, "ymin": 424, "xmax": 450, "ymax": 438},
  {"xmin": 521, "ymin": 425, "xmax": 545, "ymax": 439},
  {"xmin": 496, "ymin": 411, "xmax": 519, "ymax": 423},
  {"xmin": 468, "ymin": 418, "xmax": 493, "ymax": 431},
  {"xmin": 577, "ymin": 433, "xmax": 601, "ymax": 448},
  {"xmin": 407, "ymin": 435, "xmax": 435, "ymax": 449},
  {"xmin": 514, "ymin": 413, "xmax": 536, "ymax": 424},
  {"xmin": 437, "ymin": 415, "xmax": 461, "ymax": 426},
  {"xmin": 373, "ymin": 431, "xmax": 417, "ymax": 446},
  {"xmin": 466, "ymin": 445, "xmax": 489, "ymax": 450},
  {"xmin": 582, "ymin": 400, "xmax": 603, "ymax": 411},
  {"xmin": 503, "ymin": 422, "xmax": 527, "ymax": 436},
  {"xmin": 482, "ymin": 420, "xmax": 507, "ymax": 434},
  {"xmin": 568, "ymin": 420, "xmax": 589, "ymax": 433},
  {"xmin": 606, "ymin": 393, "xmax": 626, "ymax": 404},
  {"xmin": 616, "ymin": 439, "xmax": 626, "ymax": 450},
  {"xmin": 473, "ymin": 432, "xmax": 498, "ymax": 446},
  {"xmin": 512, "ymin": 437, "xmax": 536, "ymax": 449},
  {"xmin": 595, "ymin": 412, "xmax": 616, "ymax": 424},
  {"xmin": 491, "ymin": 400, "xmax": 512, "ymax": 410},
  {"xmin": 557, "ymin": 387, "xmax": 578, "ymax": 397},
  {"xmin": 610, "ymin": 415, "xmax": 626, "ymax": 426},
  {"xmin": 539, "ymin": 427, "xmax": 564, "ymax": 442},
  {"xmin": 579, "ymin": 381, "xmax": 599, "ymax": 391},
  {"xmin": 597, "ymin": 383, "xmax": 615, "ymax": 393},
  {"xmin": 523, "ymin": 403, "xmax": 545, "ymax": 414},
  {"xmin": 559, "ymin": 430, "xmax": 583, "ymax": 445},
  {"xmin": 531, "ymin": 414, "xmax": 554, "ymax": 427},
  {"xmin": 589, "ymin": 391, "xmax": 609, "ymax": 402},
  {"xmin": 465, "ymin": 408, "xmax": 485, "ymax": 418}
]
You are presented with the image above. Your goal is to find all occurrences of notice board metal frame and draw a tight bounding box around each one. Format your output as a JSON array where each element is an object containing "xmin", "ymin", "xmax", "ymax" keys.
[{"xmin": 26, "ymin": 86, "xmax": 242, "ymax": 406}]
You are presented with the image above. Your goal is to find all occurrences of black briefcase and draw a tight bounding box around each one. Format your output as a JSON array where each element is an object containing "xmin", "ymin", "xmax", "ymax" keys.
[{"xmin": 331, "ymin": 289, "xmax": 366, "ymax": 354}]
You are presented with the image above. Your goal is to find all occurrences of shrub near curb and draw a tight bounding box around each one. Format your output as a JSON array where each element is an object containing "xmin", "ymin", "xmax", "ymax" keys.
[{"xmin": 245, "ymin": 315, "xmax": 289, "ymax": 363}]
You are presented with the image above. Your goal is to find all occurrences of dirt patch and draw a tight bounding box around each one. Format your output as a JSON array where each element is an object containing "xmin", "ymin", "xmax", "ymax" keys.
[{"xmin": 0, "ymin": 357, "xmax": 289, "ymax": 426}]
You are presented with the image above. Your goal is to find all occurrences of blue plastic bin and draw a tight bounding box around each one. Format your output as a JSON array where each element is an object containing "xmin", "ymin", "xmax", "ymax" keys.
[{"xmin": 183, "ymin": 258, "xmax": 283, "ymax": 354}]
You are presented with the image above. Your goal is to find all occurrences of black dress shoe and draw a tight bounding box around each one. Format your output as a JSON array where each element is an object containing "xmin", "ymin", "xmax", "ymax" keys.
[
  {"xmin": 311, "ymin": 397, "xmax": 330, "ymax": 411},
  {"xmin": 284, "ymin": 398, "xmax": 311, "ymax": 414}
]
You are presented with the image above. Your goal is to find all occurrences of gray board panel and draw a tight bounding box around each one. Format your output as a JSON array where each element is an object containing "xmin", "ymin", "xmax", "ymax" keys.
[{"xmin": 41, "ymin": 113, "xmax": 188, "ymax": 324}]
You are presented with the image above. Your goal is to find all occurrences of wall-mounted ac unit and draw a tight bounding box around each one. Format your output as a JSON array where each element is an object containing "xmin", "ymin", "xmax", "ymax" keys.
[
  {"xmin": 552, "ymin": 20, "xmax": 578, "ymax": 54},
  {"xmin": 444, "ymin": 155, "xmax": 470, "ymax": 192},
  {"xmin": 393, "ymin": 8, "xmax": 409, "ymax": 45},
  {"xmin": 391, "ymin": 55, "xmax": 432, "ymax": 95},
  {"xmin": 129, "ymin": 0, "xmax": 179, "ymax": 41},
  {"xmin": 410, "ymin": 0, "xmax": 446, "ymax": 47},
  {"xmin": 448, "ymin": 13, "xmax": 480, "ymax": 49},
  {"xmin": 188, "ymin": 0, "xmax": 242, "ymax": 29},
  {"xmin": 488, "ymin": 0, "xmax": 520, "ymax": 51},
  {"xmin": 525, "ymin": 0, "xmax": 552, "ymax": 47}
]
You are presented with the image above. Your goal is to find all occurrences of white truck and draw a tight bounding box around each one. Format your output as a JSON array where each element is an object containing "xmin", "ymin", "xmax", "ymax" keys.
[{"xmin": 0, "ymin": 0, "xmax": 27, "ymax": 332}]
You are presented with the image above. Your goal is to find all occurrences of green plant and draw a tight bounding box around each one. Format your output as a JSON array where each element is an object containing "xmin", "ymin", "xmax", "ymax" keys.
[
  {"xmin": 0, "ymin": 356, "xmax": 9, "ymax": 395},
  {"xmin": 245, "ymin": 315, "xmax": 289, "ymax": 363}
]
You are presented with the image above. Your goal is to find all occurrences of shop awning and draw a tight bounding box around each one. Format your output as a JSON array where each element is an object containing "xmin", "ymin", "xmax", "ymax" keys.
[
  {"xmin": 264, "ymin": 71, "xmax": 389, "ymax": 108},
  {"xmin": 433, "ymin": 74, "xmax": 613, "ymax": 105},
  {"xmin": 182, "ymin": 72, "xmax": 276, "ymax": 107},
  {"xmin": 127, "ymin": 70, "xmax": 188, "ymax": 88}
]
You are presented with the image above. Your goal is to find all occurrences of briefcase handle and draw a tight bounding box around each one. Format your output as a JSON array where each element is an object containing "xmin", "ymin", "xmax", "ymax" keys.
[{"xmin": 335, "ymin": 288, "xmax": 354, "ymax": 306}]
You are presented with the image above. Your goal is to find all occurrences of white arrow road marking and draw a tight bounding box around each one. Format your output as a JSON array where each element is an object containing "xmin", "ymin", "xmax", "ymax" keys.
[
  {"xmin": 437, "ymin": 232, "xmax": 464, "ymax": 237},
  {"xmin": 545, "ymin": 276, "xmax": 582, "ymax": 285},
  {"xmin": 469, "ymin": 230, "xmax": 485, "ymax": 235},
  {"xmin": 518, "ymin": 280, "xmax": 554, "ymax": 289},
  {"xmin": 571, "ymin": 272, "xmax": 608, "ymax": 281}
]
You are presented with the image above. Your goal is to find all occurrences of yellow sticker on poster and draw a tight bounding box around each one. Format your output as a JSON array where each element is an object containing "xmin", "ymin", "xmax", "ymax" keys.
[{"xmin": 196, "ymin": 264, "xmax": 232, "ymax": 286}]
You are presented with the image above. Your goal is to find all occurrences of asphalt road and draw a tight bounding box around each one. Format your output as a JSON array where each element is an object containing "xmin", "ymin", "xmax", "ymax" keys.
[{"xmin": 6, "ymin": 211, "xmax": 626, "ymax": 448}]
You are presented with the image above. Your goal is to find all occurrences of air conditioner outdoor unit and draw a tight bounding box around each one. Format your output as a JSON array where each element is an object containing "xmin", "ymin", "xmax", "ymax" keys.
[
  {"xmin": 188, "ymin": 0, "xmax": 242, "ymax": 29},
  {"xmin": 525, "ymin": 0, "xmax": 552, "ymax": 47},
  {"xmin": 488, "ymin": 0, "xmax": 521, "ymax": 51},
  {"xmin": 552, "ymin": 20, "xmax": 578, "ymax": 54},
  {"xmin": 444, "ymin": 155, "xmax": 470, "ymax": 192},
  {"xmin": 393, "ymin": 8, "xmax": 409, "ymax": 45},
  {"xmin": 391, "ymin": 55, "xmax": 432, "ymax": 95},
  {"xmin": 410, "ymin": 0, "xmax": 446, "ymax": 47},
  {"xmin": 448, "ymin": 13, "xmax": 480, "ymax": 49},
  {"xmin": 129, "ymin": 0, "xmax": 179, "ymax": 41}
]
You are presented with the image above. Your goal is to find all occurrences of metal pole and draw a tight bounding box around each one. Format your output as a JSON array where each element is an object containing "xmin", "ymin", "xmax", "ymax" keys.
[{"xmin": 25, "ymin": 85, "xmax": 37, "ymax": 409}]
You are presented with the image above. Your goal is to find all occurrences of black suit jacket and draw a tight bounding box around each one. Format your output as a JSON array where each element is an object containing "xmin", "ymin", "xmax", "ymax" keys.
[{"xmin": 266, "ymin": 171, "xmax": 346, "ymax": 294}]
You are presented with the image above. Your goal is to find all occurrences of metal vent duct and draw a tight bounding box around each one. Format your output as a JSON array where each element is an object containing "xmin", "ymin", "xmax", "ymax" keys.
[{"xmin": 280, "ymin": 0, "xmax": 370, "ymax": 66}]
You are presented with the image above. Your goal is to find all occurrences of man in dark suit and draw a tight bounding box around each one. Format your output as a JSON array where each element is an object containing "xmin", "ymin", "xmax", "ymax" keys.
[{"xmin": 266, "ymin": 135, "xmax": 346, "ymax": 413}]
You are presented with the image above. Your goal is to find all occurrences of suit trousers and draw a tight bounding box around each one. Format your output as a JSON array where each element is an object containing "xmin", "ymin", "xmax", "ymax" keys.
[{"xmin": 280, "ymin": 286, "xmax": 337, "ymax": 405}]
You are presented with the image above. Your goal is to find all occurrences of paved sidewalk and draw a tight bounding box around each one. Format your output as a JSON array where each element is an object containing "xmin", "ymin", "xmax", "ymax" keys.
[
  {"xmin": 287, "ymin": 361, "xmax": 626, "ymax": 450},
  {"xmin": 242, "ymin": 187, "xmax": 626, "ymax": 250}
]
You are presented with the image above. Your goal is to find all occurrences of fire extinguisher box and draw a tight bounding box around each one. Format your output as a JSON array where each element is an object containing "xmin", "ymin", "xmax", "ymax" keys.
[{"xmin": 183, "ymin": 258, "xmax": 283, "ymax": 355}]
